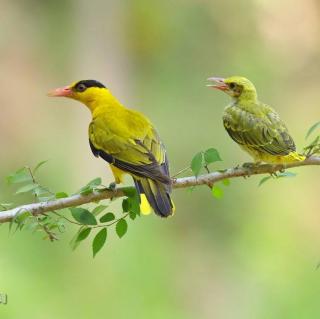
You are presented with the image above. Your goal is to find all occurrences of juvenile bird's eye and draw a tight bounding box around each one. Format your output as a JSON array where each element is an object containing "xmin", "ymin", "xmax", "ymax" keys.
[
  {"xmin": 76, "ymin": 83, "xmax": 87, "ymax": 92},
  {"xmin": 229, "ymin": 83, "xmax": 236, "ymax": 90}
]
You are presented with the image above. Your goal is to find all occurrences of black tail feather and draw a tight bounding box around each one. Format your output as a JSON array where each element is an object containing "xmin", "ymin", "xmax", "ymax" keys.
[{"xmin": 134, "ymin": 178, "xmax": 174, "ymax": 218}]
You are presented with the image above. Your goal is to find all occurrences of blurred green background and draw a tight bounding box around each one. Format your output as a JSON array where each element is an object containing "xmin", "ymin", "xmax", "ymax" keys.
[{"xmin": 1, "ymin": 0, "xmax": 320, "ymax": 318}]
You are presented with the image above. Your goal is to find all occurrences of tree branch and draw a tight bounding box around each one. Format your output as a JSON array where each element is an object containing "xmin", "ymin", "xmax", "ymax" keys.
[{"xmin": 1, "ymin": 156, "xmax": 319, "ymax": 223}]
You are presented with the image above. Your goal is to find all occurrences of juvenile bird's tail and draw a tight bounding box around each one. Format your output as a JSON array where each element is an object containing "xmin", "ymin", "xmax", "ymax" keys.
[
  {"xmin": 287, "ymin": 152, "xmax": 306, "ymax": 162},
  {"xmin": 134, "ymin": 178, "xmax": 174, "ymax": 218}
]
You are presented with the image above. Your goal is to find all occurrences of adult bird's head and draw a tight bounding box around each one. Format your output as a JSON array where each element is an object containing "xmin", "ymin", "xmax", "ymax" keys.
[
  {"xmin": 48, "ymin": 80, "xmax": 114, "ymax": 111},
  {"xmin": 207, "ymin": 76, "xmax": 258, "ymax": 102}
]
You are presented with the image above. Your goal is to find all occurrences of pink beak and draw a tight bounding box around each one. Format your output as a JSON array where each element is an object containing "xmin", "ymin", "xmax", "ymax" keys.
[
  {"xmin": 47, "ymin": 85, "xmax": 73, "ymax": 97},
  {"xmin": 206, "ymin": 77, "xmax": 228, "ymax": 91}
]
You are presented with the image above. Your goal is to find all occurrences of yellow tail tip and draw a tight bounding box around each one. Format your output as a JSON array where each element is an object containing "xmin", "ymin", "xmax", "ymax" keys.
[
  {"xmin": 139, "ymin": 194, "xmax": 175, "ymax": 216},
  {"xmin": 290, "ymin": 152, "xmax": 306, "ymax": 162},
  {"xmin": 171, "ymin": 200, "xmax": 176, "ymax": 214},
  {"xmin": 140, "ymin": 194, "xmax": 152, "ymax": 215}
]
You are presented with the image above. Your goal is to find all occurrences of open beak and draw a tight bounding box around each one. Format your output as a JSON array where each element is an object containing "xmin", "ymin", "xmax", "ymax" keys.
[
  {"xmin": 206, "ymin": 77, "xmax": 228, "ymax": 91},
  {"xmin": 47, "ymin": 85, "xmax": 73, "ymax": 97}
]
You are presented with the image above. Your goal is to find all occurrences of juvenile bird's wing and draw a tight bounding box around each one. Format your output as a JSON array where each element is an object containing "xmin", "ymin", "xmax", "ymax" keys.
[
  {"xmin": 89, "ymin": 110, "xmax": 171, "ymax": 184},
  {"xmin": 223, "ymin": 104, "xmax": 296, "ymax": 155}
]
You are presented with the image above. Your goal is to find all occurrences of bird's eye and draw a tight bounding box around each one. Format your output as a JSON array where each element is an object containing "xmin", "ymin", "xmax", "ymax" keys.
[
  {"xmin": 229, "ymin": 82, "xmax": 236, "ymax": 90},
  {"xmin": 76, "ymin": 83, "xmax": 87, "ymax": 92}
]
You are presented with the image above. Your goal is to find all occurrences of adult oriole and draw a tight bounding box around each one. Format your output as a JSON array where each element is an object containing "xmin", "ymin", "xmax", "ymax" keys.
[{"xmin": 49, "ymin": 80, "xmax": 174, "ymax": 217}]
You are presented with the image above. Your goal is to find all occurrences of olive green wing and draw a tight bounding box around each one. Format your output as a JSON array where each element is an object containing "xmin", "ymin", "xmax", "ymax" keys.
[
  {"xmin": 89, "ymin": 121, "xmax": 171, "ymax": 184},
  {"xmin": 223, "ymin": 105, "xmax": 296, "ymax": 155}
]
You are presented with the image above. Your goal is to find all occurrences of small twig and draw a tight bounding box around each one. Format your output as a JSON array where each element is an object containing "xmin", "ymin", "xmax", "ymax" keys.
[
  {"xmin": 172, "ymin": 166, "xmax": 191, "ymax": 178},
  {"xmin": 52, "ymin": 210, "xmax": 129, "ymax": 228},
  {"xmin": 33, "ymin": 215, "xmax": 58, "ymax": 242},
  {"xmin": 52, "ymin": 210, "xmax": 82, "ymax": 226},
  {"xmin": 204, "ymin": 165, "xmax": 210, "ymax": 174},
  {"xmin": 27, "ymin": 166, "xmax": 36, "ymax": 184}
]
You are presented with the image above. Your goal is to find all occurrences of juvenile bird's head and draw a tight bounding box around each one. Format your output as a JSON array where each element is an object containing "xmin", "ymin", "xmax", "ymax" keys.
[
  {"xmin": 48, "ymin": 79, "xmax": 115, "ymax": 111},
  {"xmin": 207, "ymin": 76, "xmax": 258, "ymax": 102}
]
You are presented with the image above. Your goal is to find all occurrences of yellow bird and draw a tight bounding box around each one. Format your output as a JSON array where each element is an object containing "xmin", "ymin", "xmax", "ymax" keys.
[{"xmin": 48, "ymin": 80, "xmax": 174, "ymax": 217}]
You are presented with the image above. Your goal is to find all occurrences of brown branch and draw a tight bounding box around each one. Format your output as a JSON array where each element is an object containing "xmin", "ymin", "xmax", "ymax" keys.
[{"xmin": 0, "ymin": 156, "xmax": 319, "ymax": 223}]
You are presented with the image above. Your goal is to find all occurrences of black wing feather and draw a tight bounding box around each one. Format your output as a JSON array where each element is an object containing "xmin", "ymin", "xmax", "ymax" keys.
[{"xmin": 89, "ymin": 140, "xmax": 171, "ymax": 184}]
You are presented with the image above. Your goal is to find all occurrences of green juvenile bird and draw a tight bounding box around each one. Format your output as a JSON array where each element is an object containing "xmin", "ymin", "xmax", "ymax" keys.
[{"xmin": 207, "ymin": 76, "xmax": 305, "ymax": 164}]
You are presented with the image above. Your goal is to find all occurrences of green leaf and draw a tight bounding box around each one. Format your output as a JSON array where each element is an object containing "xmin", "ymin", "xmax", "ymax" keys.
[
  {"xmin": 259, "ymin": 171, "xmax": 296, "ymax": 187},
  {"xmin": 122, "ymin": 198, "xmax": 130, "ymax": 212},
  {"xmin": 222, "ymin": 179, "xmax": 230, "ymax": 186},
  {"xmin": 7, "ymin": 167, "xmax": 32, "ymax": 184},
  {"xmin": 92, "ymin": 205, "xmax": 108, "ymax": 216},
  {"xmin": 258, "ymin": 176, "xmax": 272, "ymax": 186},
  {"xmin": 129, "ymin": 211, "xmax": 137, "ymax": 220},
  {"xmin": 122, "ymin": 187, "xmax": 137, "ymax": 198},
  {"xmin": 100, "ymin": 212, "xmax": 115, "ymax": 223},
  {"xmin": 187, "ymin": 186, "xmax": 196, "ymax": 192},
  {"xmin": 92, "ymin": 228, "xmax": 107, "ymax": 257},
  {"xmin": 70, "ymin": 228, "xmax": 84, "ymax": 251},
  {"xmin": 15, "ymin": 211, "xmax": 32, "ymax": 225},
  {"xmin": 70, "ymin": 208, "xmax": 97, "ymax": 225},
  {"xmin": 204, "ymin": 148, "xmax": 222, "ymax": 164},
  {"xmin": 305, "ymin": 121, "xmax": 320, "ymax": 140},
  {"xmin": 33, "ymin": 160, "xmax": 49, "ymax": 174},
  {"xmin": 116, "ymin": 219, "xmax": 128, "ymax": 238},
  {"xmin": 191, "ymin": 152, "xmax": 203, "ymax": 176},
  {"xmin": 128, "ymin": 195, "xmax": 140, "ymax": 215},
  {"xmin": 76, "ymin": 227, "xmax": 91, "ymax": 242},
  {"xmin": 48, "ymin": 224, "xmax": 59, "ymax": 231},
  {"xmin": 211, "ymin": 186, "xmax": 223, "ymax": 199},
  {"xmin": 0, "ymin": 203, "xmax": 13, "ymax": 210},
  {"xmin": 79, "ymin": 186, "xmax": 93, "ymax": 195},
  {"xmin": 33, "ymin": 186, "xmax": 54, "ymax": 201},
  {"xmin": 277, "ymin": 171, "xmax": 297, "ymax": 178},
  {"xmin": 304, "ymin": 135, "xmax": 320, "ymax": 150},
  {"xmin": 9, "ymin": 210, "xmax": 32, "ymax": 233},
  {"xmin": 15, "ymin": 183, "xmax": 39, "ymax": 194},
  {"xmin": 55, "ymin": 192, "xmax": 69, "ymax": 199},
  {"xmin": 87, "ymin": 177, "xmax": 102, "ymax": 187},
  {"xmin": 124, "ymin": 187, "xmax": 141, "ymax": 215},
  {"xmin": 78, "ymin": 177, "xmax": 102, "ymax": 195}
]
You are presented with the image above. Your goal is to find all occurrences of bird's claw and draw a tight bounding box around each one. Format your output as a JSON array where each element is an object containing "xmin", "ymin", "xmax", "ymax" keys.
[
  {"xmin": 241, "ymin": 162, "xmax": 262, "ymax": 178},
  {"xmin": 105, "ymin": 182, "xmax": 118, "ymax": 201},
  {"xmin": 242, "ymin": 162, "xmax": 261, "ymax": 169},
  {"xmin": 108, "ymin": 182, "xmax": 117, "ymax": 191}
]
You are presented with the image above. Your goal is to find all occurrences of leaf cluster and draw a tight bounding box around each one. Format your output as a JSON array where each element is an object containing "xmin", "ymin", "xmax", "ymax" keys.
[{"xmin": 5, "ymin": 161, "xmax": 140, "ymax": 256}]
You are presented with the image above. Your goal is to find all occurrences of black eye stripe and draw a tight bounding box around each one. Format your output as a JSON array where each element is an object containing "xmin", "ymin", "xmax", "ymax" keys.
[
  {"xmin": 74, "ymin": 80, "xmax": 106, "ymax": 92},
  {"xmin": 229, "ymin": 82, "xmax": 236, "ymax": 89}
]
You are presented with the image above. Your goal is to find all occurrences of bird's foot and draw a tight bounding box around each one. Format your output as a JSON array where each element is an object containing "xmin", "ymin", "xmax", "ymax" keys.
[
  {"xmin": 108, "ymin": 182, "xmax": 117, "ymax": 191},
  {"xmin": 268, "ymin": 164, "xmax": 285, "ymax": 177},
  {"xmin": 105, "ymin": 182, "xmax": 118, "ymax": 201},
  {"xmin": 242, "ymin": 162, "xmax": 262, "ymax": 178},
  {"xmin": 279, "ymin": 165, "xmax": 286, "ymax": 173},
  {"xmin": 242, "ymin": 162, "xmax": 262, "ymax": 169}
]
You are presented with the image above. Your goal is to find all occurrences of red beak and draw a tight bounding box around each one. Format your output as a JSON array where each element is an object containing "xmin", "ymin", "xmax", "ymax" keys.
[
  {"xmin": 47, "ymin": 86, "xmax": 73, "ymax": 97},
  {"xmin": 206, "ymin": 77, "xmax": 228, "ymax": 91}
]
